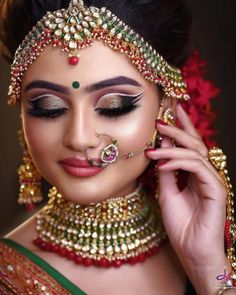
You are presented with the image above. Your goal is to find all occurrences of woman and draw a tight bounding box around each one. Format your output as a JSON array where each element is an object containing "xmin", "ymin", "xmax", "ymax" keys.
[{"xmin": 0, "ymin": 0, "xmax": 235, "ymax": 294}]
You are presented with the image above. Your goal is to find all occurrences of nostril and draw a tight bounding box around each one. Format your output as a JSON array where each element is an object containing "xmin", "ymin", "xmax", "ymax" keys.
[{"xmin": 64, "ymin": 126, "xmax": 102, "ymax": 153}]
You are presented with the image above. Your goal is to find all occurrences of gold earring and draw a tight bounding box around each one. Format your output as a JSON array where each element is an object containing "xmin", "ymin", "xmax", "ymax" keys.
[
  {"xmin": 17, "ymin": 130, "xmax": 43, "ymax": 209},
  {"xmin": 154, "ymin": 97, "xmax": 176, "ymax": 147},
  {"xmin": 157, "ymin": 95, "xmax": 175, "ymax": 126},
  {"xmin": 163, "ymin": 108, "xmax": 175, "ymax": 126},
  {"xmin": 154, "ymin": 97, "xmax": 164, "ymax": 147},
  {"xmin": 154, "ymin": 98, "xmax": 176, "ymax": 200}
]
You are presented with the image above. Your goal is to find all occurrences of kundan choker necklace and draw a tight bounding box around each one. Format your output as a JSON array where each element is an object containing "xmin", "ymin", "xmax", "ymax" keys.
[{"xmin": 34, "ymin": 185, "xmax": 167, "ymax": 268}]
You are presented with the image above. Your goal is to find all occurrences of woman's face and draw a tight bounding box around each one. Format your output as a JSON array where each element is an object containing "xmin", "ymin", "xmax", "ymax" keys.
[{"xmin": 20, "ymin": 41, "xmax": 160, "ymax": 204}]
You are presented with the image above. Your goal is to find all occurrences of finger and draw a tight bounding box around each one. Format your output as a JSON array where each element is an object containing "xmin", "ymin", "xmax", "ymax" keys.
[
  {"xmin": 157, "ymin": 137, "xmax": 180, "ymax": 198},
  {"xmin": 156, "ymin": 121, "xmax": 208, "ymax": 157},
  {"xmin": 158, "ymin": 158, "xmax": 226, "ymax": 202},
  {"xmin": 176, "ymin": 103, "xmax": 203, "ymax": 139},
  {"xmin": 146, "ymin": 147, "xmax": 221, "ymax": 181}
]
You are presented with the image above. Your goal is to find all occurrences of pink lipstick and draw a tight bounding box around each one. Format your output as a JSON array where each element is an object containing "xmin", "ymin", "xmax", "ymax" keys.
[{"xmin": 59, "ymin": 158, "xmax": 104, "ymax": 177}]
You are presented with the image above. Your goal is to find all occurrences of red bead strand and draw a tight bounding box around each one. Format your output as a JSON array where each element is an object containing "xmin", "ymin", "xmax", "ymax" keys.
[{"xmin": 33, "ymin": 237, "xmax": 165, "ymax": 268}]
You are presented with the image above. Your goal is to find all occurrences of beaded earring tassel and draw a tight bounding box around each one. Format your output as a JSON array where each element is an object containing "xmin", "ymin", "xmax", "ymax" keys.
[{"xmin": 17, "ymin": 130, "xmax": 43, "ymax": 210}]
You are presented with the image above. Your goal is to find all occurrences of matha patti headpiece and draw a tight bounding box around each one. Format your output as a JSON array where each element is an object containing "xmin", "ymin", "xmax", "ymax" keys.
[{"xmin": 8, "ymin": 0, "xmax": 190, "ymax": 106}]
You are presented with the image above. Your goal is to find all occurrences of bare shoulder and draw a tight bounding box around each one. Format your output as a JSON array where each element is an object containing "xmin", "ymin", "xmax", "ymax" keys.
[{"xmin": 5, "ymin": 214, "xmax": 38, "ymax": 251}]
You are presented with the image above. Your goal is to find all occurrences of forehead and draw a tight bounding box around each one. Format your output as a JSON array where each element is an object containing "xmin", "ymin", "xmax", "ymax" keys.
[{"xmin": 22, "ymin": 41, "xmax": 145, "ymax": 87}]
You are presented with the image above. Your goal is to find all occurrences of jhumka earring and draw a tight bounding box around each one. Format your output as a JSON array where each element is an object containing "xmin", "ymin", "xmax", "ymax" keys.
[
  {"xmin": 161, "ymin": 95, "xmax": 176, "ymax": 126},
  {"xmin": 17, "ymin": 130, "xmax": 43, "ymax": 209},
  {"xmin": 163, "ymin": 107, "xmax": 175, "ymax": 126},
  {"xmin": 155, "ymin": 96, "xmax": 176, "ymax": 147},
  {"xmin": 154, "ymin": 97, "xmax": 176, "ymax": 200}
]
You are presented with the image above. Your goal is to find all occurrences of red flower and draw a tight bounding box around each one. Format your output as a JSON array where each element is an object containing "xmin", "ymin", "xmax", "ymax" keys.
[{"xmin": 181, "ymin": 51, "xmax": 220, "ymax": 148}]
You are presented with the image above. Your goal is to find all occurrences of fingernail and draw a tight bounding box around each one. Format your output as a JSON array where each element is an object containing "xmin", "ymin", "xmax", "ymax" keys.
[
  {"xmin": 177, "ymin": 102, "xmax": 182, "ymax": 108},
  {"xmin": 177, "ymin": 101, "xmax": 187, "ymax": 109},
  {"xmin": 156, "ymin": 160, "xmax": 168, "ymax": 168},
  {"xmin": 156, "ymin": 119, "xmax": 168, "ymax": 126},
  {"xmin": 145, "ymin": 148, "xmax": 156, "ymax": 152}
]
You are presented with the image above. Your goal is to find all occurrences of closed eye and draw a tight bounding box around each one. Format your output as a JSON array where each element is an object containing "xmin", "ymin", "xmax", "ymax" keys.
[
  {"xmin": 26, "ymin": 94, "xmax": 68, "ymax": 120},
  {"xmin": 96, "ymin": 104, "xmax": 140, "ymax": 118},
  {"xmin": 95, "ymin": 91, "xmax": 143, "ymax": 119}
]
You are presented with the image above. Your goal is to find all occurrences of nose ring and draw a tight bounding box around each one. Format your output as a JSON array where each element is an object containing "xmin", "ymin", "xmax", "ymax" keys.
[
  {"xmin": 85, "ymin": 134, "xmax": 119, "ymax": 167},
  {"xmin": 85, "ymin": 129, "xmax": 157, "ymax": 168}
]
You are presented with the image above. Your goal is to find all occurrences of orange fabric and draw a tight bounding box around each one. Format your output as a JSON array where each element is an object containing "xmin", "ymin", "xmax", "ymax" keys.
[{"xmin": 0, "ymin": 240, "xmax": 71, "ymax": 295}]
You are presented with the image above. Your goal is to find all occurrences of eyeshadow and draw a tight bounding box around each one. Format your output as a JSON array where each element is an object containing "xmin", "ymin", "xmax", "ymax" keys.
[
  {"xmin": 29, "ymin": 95, "xmax": 66, "ymax": 110},
  {"xmin": 95, "ymin": 91, "xmax": 144, "ymax": 109}
]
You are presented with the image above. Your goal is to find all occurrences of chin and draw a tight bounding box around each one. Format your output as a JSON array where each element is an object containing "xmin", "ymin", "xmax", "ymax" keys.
[
  {"xmin": 42, "ymin": 163, "xmax": 141, "ymax": 204},
  {"xmin": 54, "ymin": 182, "xmax": 114, "ymax": 205}
]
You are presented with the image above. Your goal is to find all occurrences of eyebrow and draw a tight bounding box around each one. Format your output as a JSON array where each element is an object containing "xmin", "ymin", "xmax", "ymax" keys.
[
  {"xmin": 24, "ymin": 80, "xmax": 70, "ymax": 95},
  {"xmin": 23, "ymin": 76, "xmax": 142, "ymax": 94},
  {"xmin": 85, "ymin": 76, "xmax": 142, "ymax": 92}
]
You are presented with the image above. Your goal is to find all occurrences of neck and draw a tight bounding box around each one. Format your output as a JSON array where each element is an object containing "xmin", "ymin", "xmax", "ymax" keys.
[{"xmin": 34, "ymin": 184, "xmax": 167, "ymax": 268}]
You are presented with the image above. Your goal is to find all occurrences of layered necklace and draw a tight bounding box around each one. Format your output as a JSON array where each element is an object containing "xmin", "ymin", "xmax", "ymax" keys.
[{"xmin": 34, "ymin": 185, "xmax": 167, "ymax": 268}]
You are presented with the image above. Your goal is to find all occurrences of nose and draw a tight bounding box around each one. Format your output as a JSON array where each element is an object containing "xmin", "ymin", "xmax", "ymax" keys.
[{"xmin": 63, "ymin": 108, "xmax": 100, "ymax": 153}]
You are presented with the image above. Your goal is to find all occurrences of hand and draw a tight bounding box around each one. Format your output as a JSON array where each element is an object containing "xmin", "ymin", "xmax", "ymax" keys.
[{"xmin": 145, "ymin": 104, "xmax": 230, "ymax": 293}]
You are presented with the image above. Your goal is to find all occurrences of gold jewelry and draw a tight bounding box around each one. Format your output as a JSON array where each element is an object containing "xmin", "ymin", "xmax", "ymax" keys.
[
  {"xmin": 8, "ymin": 0, "xmax": 190, "ymax": 106},
  {"xmin": 208, "ymin": 147, "xmax": 236, "ymax": 271},
  {"xmin": 156, "ymin": 96, "xmax": 175, "ymax": 126},
  {"xmin": 17, "ymin": 130, "xmax": 43, "ymax": 209},
  {"xmin": 153, "ymin": 97, "xmax": 166, "ymax": 147},
  {"xmin": 163, "ymin": 108, "xmax": 175, "ymax": 126},
  {"xmin": 34, "ymin": 185, "xmax": 167, "ymax": 267},
  {"xmin": 86, "ymin": 130, "xmax": 157, "ymax": 167},
  {"xmin": 86, "ymin": 134, "xmax": 119, "ymax": 167},
  {"xmin": 155, "ymin": 96, "xmax": 176, "ymax": 147}
]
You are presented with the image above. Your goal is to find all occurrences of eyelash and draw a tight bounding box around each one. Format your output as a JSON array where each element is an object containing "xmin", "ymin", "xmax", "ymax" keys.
[
  {"xmin": 27, "ymin": 108, "xmax": 68, "ymax": 119},
  {"xmin": 27, "ymin": 95, "xmax": 141, "ymax": 120},
  {"xmin": 96, "ymin": 103, "xmax": 140, "ymax": 119}
]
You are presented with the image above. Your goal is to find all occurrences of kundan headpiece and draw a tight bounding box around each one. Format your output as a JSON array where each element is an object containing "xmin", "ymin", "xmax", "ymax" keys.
[{"xmin": 8, "ymin": 0, "xmax": 190, "ymax": 106}]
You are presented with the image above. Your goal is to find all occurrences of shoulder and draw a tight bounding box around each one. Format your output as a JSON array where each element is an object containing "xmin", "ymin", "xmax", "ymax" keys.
[{"xmin": 5, "ymin": 214, "xmax": 37, "ymax": 250}]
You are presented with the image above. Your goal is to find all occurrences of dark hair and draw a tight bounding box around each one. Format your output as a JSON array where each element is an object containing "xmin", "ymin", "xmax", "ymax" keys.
[{"xmin": 0, "ymin": 0, "xmax": 191, "ymax": 67}]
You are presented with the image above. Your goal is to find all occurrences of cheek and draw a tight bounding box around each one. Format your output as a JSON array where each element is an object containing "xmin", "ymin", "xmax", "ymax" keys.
[
  {"xmin": 21, "ymin": 114, "xmax": 62, "ymax": 162},
  {"xmin": 111, "ymin": 99, "xmax": 158, "ymax": 154},
  {"xmin": 106, "ymin": 96, "xmax": 158, "ymax": 178}
]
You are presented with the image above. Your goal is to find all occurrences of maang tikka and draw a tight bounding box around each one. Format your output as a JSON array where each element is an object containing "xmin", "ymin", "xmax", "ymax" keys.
[{"xmin": 8, "ymin": 0, "xmax": 190, "ymax": 106}]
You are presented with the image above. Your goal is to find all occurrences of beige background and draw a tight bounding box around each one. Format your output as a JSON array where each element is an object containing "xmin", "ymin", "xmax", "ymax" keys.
[{"xmin": 0, "ymin": 1, "xmax": 236, "ymax": 235}]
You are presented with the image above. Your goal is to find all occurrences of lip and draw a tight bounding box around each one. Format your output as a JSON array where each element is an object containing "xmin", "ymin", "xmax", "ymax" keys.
[{"xmin": 59, "ymin": 157, "xmax": 104, "ymax": 177}]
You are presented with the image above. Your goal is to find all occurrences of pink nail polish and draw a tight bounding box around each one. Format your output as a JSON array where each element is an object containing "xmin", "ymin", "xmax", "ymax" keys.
[{"xmin": 156, "ymin": 119, "xmax": 168, "ymax": 126}]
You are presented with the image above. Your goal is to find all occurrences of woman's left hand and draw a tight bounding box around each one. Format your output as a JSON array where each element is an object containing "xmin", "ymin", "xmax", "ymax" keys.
[{"xmin": 145, "ymin": 103, "xmax": 231, "ymax": 293}]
